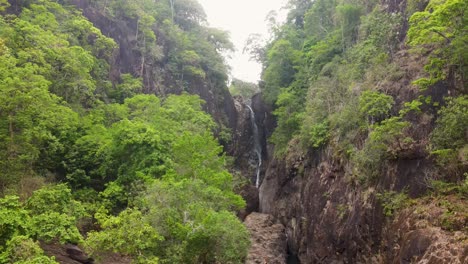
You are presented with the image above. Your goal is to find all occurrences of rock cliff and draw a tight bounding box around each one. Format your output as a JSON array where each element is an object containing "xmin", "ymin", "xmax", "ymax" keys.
[{"xmin": 257, "ymin": 48, "xmax": 467, "ymax": 264}]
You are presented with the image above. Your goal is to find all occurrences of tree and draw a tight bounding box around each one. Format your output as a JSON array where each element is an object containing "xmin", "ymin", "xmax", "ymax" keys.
[
  {"xmin": 0, "ymin": 236, "xmax": 58, "ymax": 264},
  {"xmin": 0, "ymin": 49, "xmax": 78, "ymax": 192},
  {"xmin": 286, "ymin": 0, "xmax": 313, "ymax": 28},
  {"xmin": 262, "ymin": 39, "xmax": 301, "ymax": 103},
  {"xmin": 304, "ymin": 0, "xmax": 336, "ymax": 40},
  {"xmin": 431, "ymin": 96, "xmax": 468, "ymax": 150},
  {"xmin": 86, "ymin": 208, "xmax": 162, "ymax": 261},
  {"xmin": 0, "ymin": 0, "xmax": 9, "ymax": 12},
  {"xmin": 145, "ymin": 179, "xmax": 247, "ymax": 263},
  {"xmin": 408, "ymin": 0, "xmax": 467, "ymax": 89},
  {"xmin": 173, "ymin": 0, "xmax": 206, "ymax": 30},
  {"xmin": 1, "ymin": 1, "xmax": 248, "ymax": 262},
  {"xmin": 336, "ymin": 4, "xmax": 363, "ymax": 51},
  {"xmin": 229, "ymin": 78, "xmax": 259, "ymax": 98},
  {"xmin": 430, "ymin": 96, "xmax": 468, "ymax": 175},
  {"xmin": 270, "ymin": 89, "xmax": 304, "ymax": 153},
  {"xmin": 0, "ymin": 185, "xmax": 84, "ymax": 257},
  {"xmin": 359, "ymin": 91, "xmax": 394, "ymax": 124}
]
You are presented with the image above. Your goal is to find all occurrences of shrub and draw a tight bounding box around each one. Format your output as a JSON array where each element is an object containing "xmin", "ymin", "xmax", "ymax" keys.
[
  {"xmin": 0, "ymin": 236, "xmax": 58, "ymax": 264},
  {"xmin": 359, "ymin": 90, "xmax": 394, "ymax": 124},
  {"xmin": 86, "ymin": 208, "xmax": 162, "ymax": 259},
  {"xmin": 430, "ymin": 96, "xmax": 468, "ymax": 176},
  {"xmin": 431, "ymin": 96, "xmax": 468, "ymax": 151},
  {"xmin": 377, "ymin": 191, "xmax": 410, "ymax": 217},
  {"xmin": 353, "ymin": 117, "xmax": 410, "ymax": 182}
]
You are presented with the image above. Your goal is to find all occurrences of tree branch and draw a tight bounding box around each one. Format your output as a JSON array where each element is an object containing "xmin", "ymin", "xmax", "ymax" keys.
[{"xmin": 431, "ymin": 29, "xmax": 451, "ymax": 44}]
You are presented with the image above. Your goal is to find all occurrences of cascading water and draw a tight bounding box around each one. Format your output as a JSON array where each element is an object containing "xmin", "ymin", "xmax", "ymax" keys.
[{"xmin": 246, "ymin": 104, "xmax": 262, "ymax": 188}]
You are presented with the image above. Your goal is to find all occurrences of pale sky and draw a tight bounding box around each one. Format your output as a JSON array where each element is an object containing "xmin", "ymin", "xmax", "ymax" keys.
[{"xmin": 198, "ymin": 0, "xmax": 288, "ymax": 83}]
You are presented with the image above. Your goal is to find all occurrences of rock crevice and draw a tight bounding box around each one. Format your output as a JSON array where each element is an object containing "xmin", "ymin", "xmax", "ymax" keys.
[{"xmin": 245, "ymin": 212, "xmax": 287, "ymax": 264}]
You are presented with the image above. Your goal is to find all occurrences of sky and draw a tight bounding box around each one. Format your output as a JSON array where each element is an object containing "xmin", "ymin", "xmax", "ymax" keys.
[{"xmin": 197, "ymin": 0, "xmax": 288, "ymax": 83}]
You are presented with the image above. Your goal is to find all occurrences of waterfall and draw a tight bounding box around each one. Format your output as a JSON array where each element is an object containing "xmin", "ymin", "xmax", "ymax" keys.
[{"xmin": 246, "ymin": 104, "xmax": 262, "ymax": 188}]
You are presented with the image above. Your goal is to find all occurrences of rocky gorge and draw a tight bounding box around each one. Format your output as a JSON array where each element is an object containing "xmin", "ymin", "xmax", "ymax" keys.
[{"xmin": 1, "ymin": 0, "xmax": 466, "ymax": 263}]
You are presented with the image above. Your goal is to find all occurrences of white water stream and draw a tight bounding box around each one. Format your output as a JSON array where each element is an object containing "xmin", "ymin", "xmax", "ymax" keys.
[{"xmin": 246, "ymin": 104, "xmax": 262, "ymax": 188}]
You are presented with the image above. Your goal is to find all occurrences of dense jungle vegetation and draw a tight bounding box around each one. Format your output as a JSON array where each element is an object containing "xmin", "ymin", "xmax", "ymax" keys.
[
  {"xmin": 252, "ymin": 1, "xmax": 467, "ymax": 260},
  {"xmin": 0, "ymin": 0, "xmax": 248, "ymax": 263},
  {"xmin": 253, "ymin": 1, "xmax": 467, "ymax": 257},
  {"xmin": 0, "ymin": 0, "xmax": 467, "ymax": 263},
  {"xmin": 255, "ymin": 0, "xmax": 466, "ymax": 183}
]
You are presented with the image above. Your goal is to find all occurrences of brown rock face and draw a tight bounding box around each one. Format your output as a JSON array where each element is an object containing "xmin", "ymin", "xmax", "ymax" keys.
[
  {"xmin": 245, "ymin": 212, "xmax": 287, "ymax": 264},
  {"xmin": 229, "ymin": 94, "xmax": 275, "ymax": 219},
  {"xmin": 238, "ymin": 184, "xmax": 260, "ymax": 220},
  {"xmin": 229, "ymin": 94, "xmax": 275, "ymax": 188},
  {"xmin": 382, "ymin": 196, "xmax": 468, "ymax": 264},
  {"xmin": 229, "ymin": 96, "xmax": 257, "ymax": 180},
  {"xmin": 259, "ymin": 149, "xmax": 382, "ymax": 263}
]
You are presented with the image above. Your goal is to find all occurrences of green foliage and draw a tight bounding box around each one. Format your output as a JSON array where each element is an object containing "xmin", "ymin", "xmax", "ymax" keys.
[
  {"xmin": 1, "ymin": 0, "xmax": 244, "ymax": 262},
  {"xmin": 369, "ymin": 117, "xmax": 411, "ymax": 152},
  {"xmin": 336, "ymin": 4, "xmax": 363, "ymax": 50},
  {"xmin": 25, "ymin": 185, "xmax": 85, "ymax": 244},
  {"xmin": 259, "ymin": 0, "xmax": 455, "ymax": 179},
  {"xmin": 0, "ymin": 1, "xmax": 115, "ymax": 105},
  {"xmin": 112, "ymin": 74, "xmax": 143, "ymax": 103},
  {"xmin": 408, "ymin": 0, "xmax": 467, "ymax": 89},
  {"xmin": 145, "ymin": 179, "xmax": 248, "ymax": 263},
  {"xmin": 304, "ymin": 0, "xmax": 336, "ymax": 41},
  {"xmin": 0, "ymin": 0, "xmax": 8, "ymax": 12},
  {"xmin": 431, "ymin": 96, "xmax": 468, "ymax": 150},
  {"xmin": 64, "ymin": 92, "xmax": 246, "ymax": 261},
  {"xmin": 359, "ymin": 91, "xmax": 395, "ymax": 123},
  {"xmin": 0, "ymin": 196, "xmax": 29, "ymax": 249},
  {"xmin": 270, "ymin": 89, "xmax": 304, "ymax": 154},
  {"xmin": 407, "ymin": 0, "xmax": 430, "ymax": 15},
  {"xmin": 29, "ymin": 212, "xmax": 82, "ymax": 244},
  {"xmin": 26, "ymin": 184, "xmax": 85, "ymax": 218},
  {"xmin": 377, "ymin": 191, "xmax": 410, "ymax": 217},
  {"xmin": 260, "ymin": 0, "xmax": 461, "ymax": 195},
  {"xmin": 336, "ymin": 204, "xmax": 347, "ymax": 220},
  {"xmin": 299, "ymin": 62, "xmax": 352, "ymax": 150},
  {"xmin": 0, "ymin": 185, "xmax": 84, "ymax": 258},
  {"xmin": 182, "ymin": 209, "xmax": 250, "ymax": 264},
  {"xmin": 429, "ymin": 175, "xmax": 468, "ymax": 197},
  {"xmin": 353, "ymin": 117, "xmax": 410, "ymax": 182},
  {"xmin": 358, "ymin": 8, "xmax": 403, "ymax": 55},
  {"xmin": 262, "ymin": 39, "xmax": 301, "ymax": 103},
  {"xmin": 304, "ymin": 33, "xmax": 342, "ymax": 77},
  {"xmin": 399, "ymin": 98, "xmax": 424, "ymax": 116},
  {"xmin": 0, "ymin": 236, "xmax": 58, "ymax": 264},
  {"xmin": 430, "ymin": 96, "xmax": 468, "ymax": 175},
  {"xmin": 108, "ymin": 118, "xmax": 170, "ymax": 182},
  {"xmin": 328, "ymin": 95, "xmax": 366, "ymax": 153},
  {"xmin": 228, "ymin": 78, "xmax": 259, "ymax": 98},
  {"xmin": 0, "ymin": 46, "xmax": 79, "ymax": 191},
  {"xmin": 161, "ymin": 94, "xmax": 216, "ymax": 133},
  {"xmin": 171, "ymin": 132, "xmax": 231, "ymax": 188},
  {"xmin": 306, "ymin": 120, "xmax": 330, "ymax": 148},
  {"xmin": 86, "ymin": 208, "xmax": 162, "ymax": 259}
]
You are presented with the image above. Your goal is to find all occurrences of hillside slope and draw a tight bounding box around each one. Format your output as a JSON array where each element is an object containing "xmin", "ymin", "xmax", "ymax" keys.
[
  {"xmin": 254, "ymin": 0, "xmax": 467, "ymax": 262},
  {"xmin": 0, "ymin": 0, "xmax": 250, "ymax": 263}
]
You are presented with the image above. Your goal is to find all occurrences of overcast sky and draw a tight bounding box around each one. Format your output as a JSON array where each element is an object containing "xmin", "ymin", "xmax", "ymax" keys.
[{"xmin": 198, "ymin": 0, "xmax": 287, "ymax": 83}]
